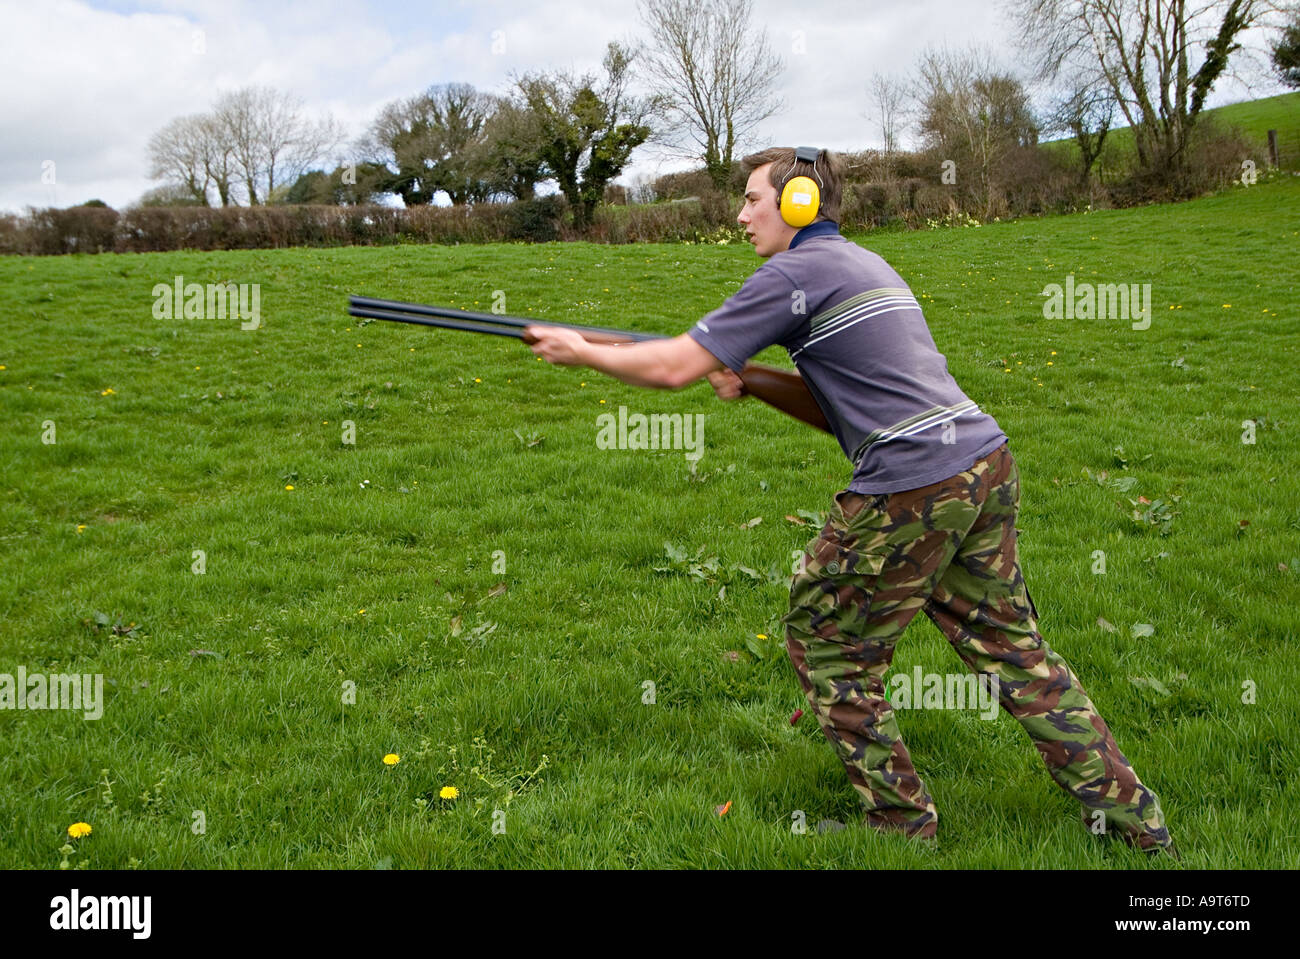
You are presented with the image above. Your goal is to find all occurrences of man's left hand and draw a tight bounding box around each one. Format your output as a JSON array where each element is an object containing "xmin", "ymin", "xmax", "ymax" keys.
[{"xmin": 526, "ymin": 326, "xmax": 589, "ymax": 366}]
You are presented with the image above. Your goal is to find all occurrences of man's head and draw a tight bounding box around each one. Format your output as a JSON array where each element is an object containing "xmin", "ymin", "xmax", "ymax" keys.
[{"xmin": 737, "ymin": 147, "xmax": 843, "ymax": 257}]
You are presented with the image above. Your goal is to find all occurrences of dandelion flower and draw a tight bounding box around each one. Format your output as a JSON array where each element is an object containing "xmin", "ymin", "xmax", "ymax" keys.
[
  {"xmin": 285, "ymin": 484, "xmax": 294, "ymax": 491},
  {"xmin": 756, "ymin": 633, "xmax": 767, "ymax": 640},
  {"xmin": 440, "ymin": 786, "xmax": 459, "ymax": 800},
  {"xmin": 76, "ymin": 524, "xmax": 86, "ymax": 533},
  {"xmin": 67, "ymin": 822, "xmax": 92, "ymax": 839},
  {"xmin": 383, "ymin": 753, "xmax": 400, "ymax": 766},
  {"xmin": 474, "ymin": 378, "xmax": 481, "ymax": 383}
]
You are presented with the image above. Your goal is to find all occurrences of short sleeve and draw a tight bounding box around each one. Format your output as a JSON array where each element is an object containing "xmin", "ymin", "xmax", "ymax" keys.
[{"xmin": 686, "ymin": 262, "xmax": 803, "ymax": 373}]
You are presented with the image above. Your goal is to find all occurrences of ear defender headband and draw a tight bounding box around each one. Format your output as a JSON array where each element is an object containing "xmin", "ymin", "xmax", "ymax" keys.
[{"xmin": 779, "ymin": 146, "xmax": 823, "ymax": 228}]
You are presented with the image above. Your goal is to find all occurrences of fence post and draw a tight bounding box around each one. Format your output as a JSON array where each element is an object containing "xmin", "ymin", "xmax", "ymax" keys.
[{"xmin": 1267, "ymin": 130, "xmax": 1279, "ymax": 169}]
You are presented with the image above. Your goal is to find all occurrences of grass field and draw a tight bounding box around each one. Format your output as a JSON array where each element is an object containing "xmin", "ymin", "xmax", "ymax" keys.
[
  {"xmin": 1, "ymin": 173, "xmax": 1298, "ymax": 870},
  {"xmin": 1045, "ymin": 90, "xmax": 1300, "ymax": 174}
]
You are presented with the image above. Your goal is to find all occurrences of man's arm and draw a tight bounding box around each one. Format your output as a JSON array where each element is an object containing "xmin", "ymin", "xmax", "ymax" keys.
[{"xmin": 526, "ymin": 326, "xmax": 728, "ymax": 390}]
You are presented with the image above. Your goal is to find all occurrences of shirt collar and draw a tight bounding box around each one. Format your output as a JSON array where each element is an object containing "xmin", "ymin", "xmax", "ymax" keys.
[{"xmin": 788, "ymin": 220, "xmax": 841, "ymax": 250}]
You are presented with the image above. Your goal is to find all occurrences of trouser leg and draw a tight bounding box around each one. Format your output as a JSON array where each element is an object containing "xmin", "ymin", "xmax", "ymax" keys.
[
  {"xmin": 920, "ymin": 447, "xmax": 1173, "ymax": 850},
  {"xmin": 781, "ymin": 463, "xmax": 995, "ymax": 838}
]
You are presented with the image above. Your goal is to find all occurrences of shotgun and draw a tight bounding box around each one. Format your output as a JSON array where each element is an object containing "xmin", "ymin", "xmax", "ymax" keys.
[{"xmin": 347, "ymin": 295, "xmax": 833, "ymax": 434}]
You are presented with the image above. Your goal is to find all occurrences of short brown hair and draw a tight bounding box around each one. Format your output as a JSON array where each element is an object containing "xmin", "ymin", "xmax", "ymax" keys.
[{"xmin": 740, "ymin": 147, "xmax": 844, "ymax": 225}]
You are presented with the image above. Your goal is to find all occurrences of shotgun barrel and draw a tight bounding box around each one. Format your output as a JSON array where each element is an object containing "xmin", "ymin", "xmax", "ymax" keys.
[{"xmin": 347, "ymin": 295, "xmax": 833, "ymax": 435}]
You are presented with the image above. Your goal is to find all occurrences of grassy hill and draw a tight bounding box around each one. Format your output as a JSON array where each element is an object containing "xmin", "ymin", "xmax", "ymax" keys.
[
  {"xmin": 0, "ymin": 174, "xmax": 1297, "ymax": 869},
  {"xmin": 1046, "ymin": 90, "xmax": 1300, "ymax": 175}
]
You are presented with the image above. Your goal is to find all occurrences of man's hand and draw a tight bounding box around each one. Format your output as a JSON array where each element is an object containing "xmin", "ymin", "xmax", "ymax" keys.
[
  {"xmin": 706, "ymin": 368, "xmax": 745, "ymax": 401},
  {"xmin": 526, "ymin": 326, "xmax": 589, "ymax": 366}
]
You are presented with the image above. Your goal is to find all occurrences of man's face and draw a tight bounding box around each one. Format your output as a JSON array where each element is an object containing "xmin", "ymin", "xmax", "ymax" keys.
[{"xmin": 738, "ymin": 163, "xmax": 797, "ymax": 258}]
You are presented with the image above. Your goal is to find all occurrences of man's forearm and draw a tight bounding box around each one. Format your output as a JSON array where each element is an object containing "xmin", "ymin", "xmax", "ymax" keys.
[{"xmin": 577, "ymin": 339, "xmax": 681, "ymax": 389}]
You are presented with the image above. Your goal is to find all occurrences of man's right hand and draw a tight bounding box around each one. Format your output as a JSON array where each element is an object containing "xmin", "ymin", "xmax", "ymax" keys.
[{"xmin": 706, "ymin": 368, "xmax": 745, "ymax": 401}]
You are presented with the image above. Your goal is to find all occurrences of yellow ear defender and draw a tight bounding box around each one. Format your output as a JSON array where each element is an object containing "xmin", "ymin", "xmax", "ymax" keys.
[{"xmin": 779, "ymin": 146, "xmax": 823, "ymax": 228}]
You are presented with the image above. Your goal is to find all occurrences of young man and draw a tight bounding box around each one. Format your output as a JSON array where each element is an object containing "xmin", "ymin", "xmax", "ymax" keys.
[{"xmin": 526, "ymin": 147, "xmax": 1176, "ymax": 857}]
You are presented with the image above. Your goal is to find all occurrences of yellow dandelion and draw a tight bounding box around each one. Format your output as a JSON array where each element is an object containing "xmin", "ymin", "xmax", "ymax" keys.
[
  {"xmin": 599, "ymin": 399, "xmax": 606, "ymax": 404},
  {"xmin": 1047, "ymin": 361, "xmax": 1053, "ymax": 366},
  {"xmin": 474, "ymin": 378, "xmax": 481, "ymax": 383},
  {"xmin": 101, "ymin": 388, "xmax": 115, "ymax": 395},
  {"xmin": 285, "ymin": 484, "xmax": 294, "ymax": 491},
  {"xmin": 1222, "ymin": 304, "xmax": 1231, "ymax": 309},
  {"xmin": 358, "ymin": 609, "xmax": 366, "ymax": 615},
  {"xmin": 67, "ymin": 822, "xmax": 92, "ymax": 839},
  {"xmin": 383, "ymin": 753, "xmax": 400, "ymax": 766},
  {"xmin": 440, "ymin": 786, "xmax": 459, "ymax": 800},
  {"xmin": 76, "ymin": 524, "xmax": 86, "ymax": 533},
  {"xmin": 1050, "ymin": 351, "xmax": 1057, "ymax": 355},
  {"xmin": 0, "ymin": 365, "xmax": 6, "ymax": 370},
  {"xmin": 756, "ymin": 634, "xmax": 768, "ymax": 640}
]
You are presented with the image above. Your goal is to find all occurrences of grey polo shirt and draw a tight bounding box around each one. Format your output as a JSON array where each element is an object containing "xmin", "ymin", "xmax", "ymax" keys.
[{"xmin": 687, "ymin": 222, "xmax": 1007, "ymax": 493}]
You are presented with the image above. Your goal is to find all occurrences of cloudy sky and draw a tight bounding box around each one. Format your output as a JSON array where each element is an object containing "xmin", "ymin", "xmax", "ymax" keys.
[{"xmin": 0, "ymin": 0, "xmax": 1287, "ymax": 212}]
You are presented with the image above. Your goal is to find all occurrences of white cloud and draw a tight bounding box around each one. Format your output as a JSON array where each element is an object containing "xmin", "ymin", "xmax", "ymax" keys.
[{"xmin": 0, "ymin": 0, "xmax": 1287, "ymax": 211}]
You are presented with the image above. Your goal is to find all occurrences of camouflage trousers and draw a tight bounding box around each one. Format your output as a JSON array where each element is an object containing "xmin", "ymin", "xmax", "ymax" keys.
[{"xmin": 781, "ymin": 442, "xmax": 1172, "ymax": 850}]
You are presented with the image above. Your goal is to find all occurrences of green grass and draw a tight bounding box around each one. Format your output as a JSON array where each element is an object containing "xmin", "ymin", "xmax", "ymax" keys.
[
  {"xmin": 1046, "ymin": 90, "xmax": 1300, "ymax": 173},
  {"xmin": 1, "ymin": 174, "xmax": 1298, "ymax": 870},
  {"xmin": 1212, "ymin": 91, "xmax": 1300, "ymax": 144}
]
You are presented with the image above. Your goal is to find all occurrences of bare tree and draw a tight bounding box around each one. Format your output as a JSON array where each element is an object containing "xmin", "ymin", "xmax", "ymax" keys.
[
  {"xmin": 1008, "ymin": 0, "xmax": 1289, "ymax": 178},
  {"xmin": 867, "ymin": 73, "xmax": 910, "ymax": 156},
  {"xmin": 146, "ymin": 115, "xmax": 212, "ymax": 205},
  {"xmin": 637, "ymin": 0, "xmax": 783, "ymax": 190},
  {"xmin": 196, "ymin": 114, "xmax": 236, "ymax": 206},
  {"xmin": 1046, "ymin": 84, "xmax": 1117, "ymax": 187},
  {"xmin": 915, "ymin": 47, "xmax": 1039, "ymax": 210},
  {"xmin": 212, "ymin": 87, "xmax": 343, "ymax": 204}
]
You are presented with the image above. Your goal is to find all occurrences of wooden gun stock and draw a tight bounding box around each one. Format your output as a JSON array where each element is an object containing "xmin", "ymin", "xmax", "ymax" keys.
[
  {"xmin": 347, "ymin": 295, "xmax": 834, "ymax": 435},
  {"xmin": 732, "ymin": 363, "xmax": 832, "ymax": 434}
]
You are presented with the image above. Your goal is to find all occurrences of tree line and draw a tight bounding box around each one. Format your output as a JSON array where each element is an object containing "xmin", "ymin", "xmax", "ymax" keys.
[{"xmin": 128, "ymin": 0, "xmax": 1300, "ymax": 230}]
